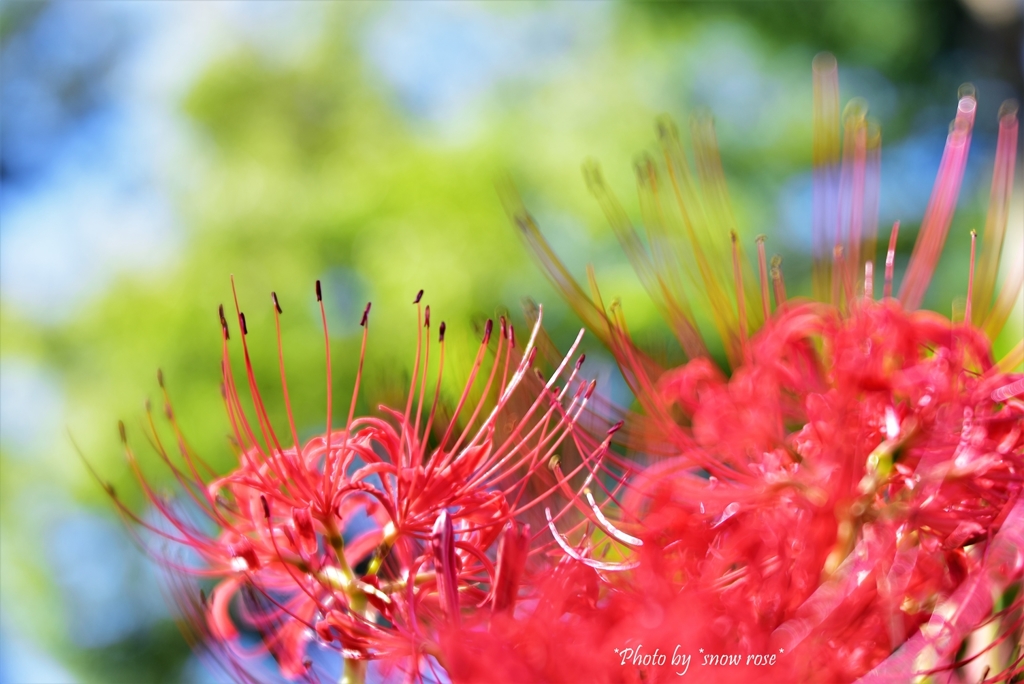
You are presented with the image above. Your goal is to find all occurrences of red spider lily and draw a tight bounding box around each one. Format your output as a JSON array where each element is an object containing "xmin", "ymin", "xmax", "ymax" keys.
[
  {"xmin": 473, "ymin": 54, "xmax": 1024, "ymax": 683},
  {"xmin": 89, "ymin": 282, "xmax": 633, "ymax": 683}
]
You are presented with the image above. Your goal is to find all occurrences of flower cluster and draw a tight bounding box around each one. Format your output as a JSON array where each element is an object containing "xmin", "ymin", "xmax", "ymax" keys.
[
  {"xmin": 474, "ymin": 55, "xmax": 1023, "ymax": 683},
  {"xmin": 446, "ymin": 297, "xmax": 1023, "ymax": 683},
  {"xmin": 99, "ymin": 284, "xmax": 630, "ymax": 683},
  {"xmin": 98, "ymin": 56, "xmax": 1022, "ymax": 684}
]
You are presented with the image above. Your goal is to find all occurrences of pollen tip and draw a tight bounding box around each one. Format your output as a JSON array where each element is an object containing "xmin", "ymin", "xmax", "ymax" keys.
[
  {"xmin": 655, "ymin": 116, "xmax": 671, "ymax": 140},
  {"xmin": 424, "ymin": 305, "xmax": 431, "ymax": 327},
  {"xmin": 575, "ymin": 353, "xmax": 586, "ymax": 370},
  {"xmin": 609, "ymin": 420, "xmax": 624, "ymax": 435},
  {"xmin": 439, "ymin": 321, "xmax": 446, "ymax": 342},
  {"xmin": 315, "ymin": 280, "xmax": 323, "ymax": 302},
  {"xmin": 118, "ymin": 421, "xmax": 127, "ymax": 444},
  {"xmin": 271, "ymin": 291, "xmax": 282, "ymax": 314},
  {"xmin": 239, "ymin": 312, "xmax": 248, "ymax": 336},
  {"xmin": 582, "ymin": 158, "xmax": 605, "ymax": 193},
  {"xmin": 218, "ymin": 304, "xmax": 230, "ymax": 340},
  {"xmin": 730, "ymin": 231, "xmax": 739, "ymax": 244},
  {"xmin": 260, "ymin": 494, "xmax": 270, "ymax": 519},
  {"xmin": 548, "ymin": 454, "xmax": 561, "ymax": 470},
  {"xmin": 483, "ymin": 319, "xmax": 493, "ymax": 344},
  {"xmin": 157, "ymin": 368, "xmax": 165, "ymax": 387},
  {"xmin": 361, "ymin": 302, "xmax": 371, "ymax": 327},
  {"xmin": 586, "ymin": 379, "xmax": 597, "ymax": 398},
  {"xmin": 414, "ymin": 289, "xmax": 424, "ymax": 304},
  {"xmin": 756, "ymin": 234, "xmax": 766, "ymax": 244},
  {"xmin": 634, "ymin": 154, "xmax": 655, "ymax": 183}
]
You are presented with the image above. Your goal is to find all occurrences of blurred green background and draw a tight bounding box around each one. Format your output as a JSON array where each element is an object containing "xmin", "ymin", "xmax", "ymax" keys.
[{"xmin": 1, "ymin": 1, "xmax": 1021, "ymax": 682}]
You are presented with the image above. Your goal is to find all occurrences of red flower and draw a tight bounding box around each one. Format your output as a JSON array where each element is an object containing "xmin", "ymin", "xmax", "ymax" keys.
[
  {"xmin": 94, "ymin": 284, "xmax": 628, "ymax": 682},
  {"xmin": 477, "ymin": 54, "xmax": 1024, "ymax": 683}
]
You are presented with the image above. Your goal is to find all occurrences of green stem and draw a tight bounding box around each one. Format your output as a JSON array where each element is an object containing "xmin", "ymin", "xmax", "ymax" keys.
[
  {"xmin": 366, "ymin": 521, "xmax": 399, "ymax": 576},
  {"xmin": 324, "ymin": 521, "xmax": 367, "ymax": 684},
  {"xmin": 340, "ymin": 658, "xmax": 366, "ymax": 684}
]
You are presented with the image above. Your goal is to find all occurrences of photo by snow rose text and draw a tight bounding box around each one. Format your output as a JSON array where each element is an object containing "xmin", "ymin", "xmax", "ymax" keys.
[{"xmin": 614, "ymin": 643, "xmax": 785, "ymax": 676}]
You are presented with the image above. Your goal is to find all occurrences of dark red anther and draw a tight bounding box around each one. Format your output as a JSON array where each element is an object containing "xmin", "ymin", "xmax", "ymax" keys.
[
  {"xmin": 239, "ymin": 312, "xmax": 248, "ymax": 335},
  {"xmin": 585, "ymin": 379, "xmax": 597, "ymax": 399},
  {"xmin": 500, "ymin": 316, "xmax": 507, "ymax": 339},
  {"xmin": 575, "ymin": 353, "xmax": 586, "ymax": 370},
  {"xmin": 424, "ymin": 305, "xmax": 431, "ymax": 327},
  {"xmin": 414, "ymin": 289, "xmax": 424, "ymax": 304},
  {"xmin": 118, "ymin": 421, "xmax": 127, "ymax": 444},
  {"xmin": 157, "ymin": 368, "xmax": 165, "ymax": 387},
  {"xmin": 361, "ymin": 302, "xmax": 371, "ymax": 327},
  {"xmin": 439, "ymin": 321, "xmax": 446, "ymax": 342},
  {"xmin": 315, "ymin": 280, "xmax": 323, "ymax": 302},
  {"xmin": 218, "ymin": 304, "xmax": 230, "ymax": 340},
  {"xmin": 271, "ymin": 291, "xmax": 282, "ymax": 314},
  {"xmin": 483, "ymin": 319, "xmax": 493, "ymax": 344},
  {"xmin": 609, "ymin": 420, "xmax": 624, "ymax": 435},
  {"xmin": 260, "ymin": 495, "xmax": 270, "ymax": 519}
]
